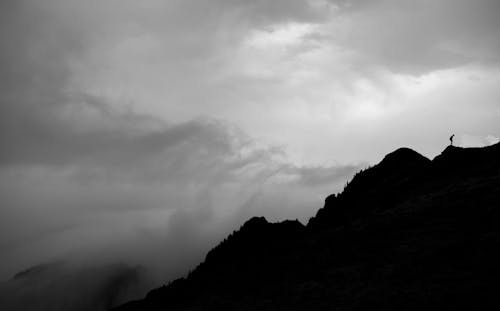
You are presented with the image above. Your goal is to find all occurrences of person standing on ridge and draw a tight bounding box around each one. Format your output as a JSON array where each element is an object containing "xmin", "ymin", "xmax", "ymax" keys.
[{"xmin": 449, "ymin": 134, "xmax": 455, "ymax": 146}]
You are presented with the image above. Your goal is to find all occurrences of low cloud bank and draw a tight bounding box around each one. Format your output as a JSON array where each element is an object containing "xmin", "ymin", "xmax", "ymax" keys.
[
  {"xmin": 0, "ymin": 262, "xmax": 152, "ymax": 311},
  {"xmin": 0, "ymin": 85, "xmax": 362, "ymax": 309}
]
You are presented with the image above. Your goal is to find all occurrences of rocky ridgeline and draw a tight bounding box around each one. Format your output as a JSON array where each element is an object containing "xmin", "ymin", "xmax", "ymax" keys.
[{"xmin": 114, "ymin": 143, "xmax": 500, "ymax": 310}]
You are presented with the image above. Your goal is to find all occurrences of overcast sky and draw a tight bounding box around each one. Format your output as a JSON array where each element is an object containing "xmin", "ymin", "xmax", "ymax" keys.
[{"xmin": 1, "ymin": 0, "xmax": 500, "ymax": 298}]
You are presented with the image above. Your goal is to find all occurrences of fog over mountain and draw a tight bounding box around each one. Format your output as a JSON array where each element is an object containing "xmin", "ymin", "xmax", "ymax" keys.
[{"xmin": 0, "ymin": 1, "xmax": 499, "ymax": 310}]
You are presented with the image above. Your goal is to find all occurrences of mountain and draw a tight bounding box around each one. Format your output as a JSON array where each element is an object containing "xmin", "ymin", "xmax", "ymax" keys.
[{"xmin": 113, "ymin": 143, "xmax": 500, "ymax": 310}]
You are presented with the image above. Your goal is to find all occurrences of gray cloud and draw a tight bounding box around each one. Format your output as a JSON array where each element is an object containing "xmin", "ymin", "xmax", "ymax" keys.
[
  {"xmin": 326, "ymin": 0, "xmax": 500, "ymax": 74},
  {"xmin": 0, "ymin": 0, "xmax": 360, "ymax": 282},
  {"xmin": 0, "ymin": 106, "xmax": 361, "ymax": 277}
]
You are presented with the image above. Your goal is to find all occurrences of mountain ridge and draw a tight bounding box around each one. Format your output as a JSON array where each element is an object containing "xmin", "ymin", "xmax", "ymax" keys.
[{"xmin": 114, "ymin": 142, "xmax": 500, "ymax": 310}]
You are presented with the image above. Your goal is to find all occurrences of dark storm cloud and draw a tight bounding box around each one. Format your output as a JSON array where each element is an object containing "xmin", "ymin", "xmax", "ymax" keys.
[
  {"xmin": 0, "ymin": 0, "xmax": 327, "ymax": 168},
  {"xmin": 0, "ymin": 95, "xmax": 234, "ymax": 168},
  {"xmin": 0, "ymin": 0, "xmax": 236, "ymax": 168}
]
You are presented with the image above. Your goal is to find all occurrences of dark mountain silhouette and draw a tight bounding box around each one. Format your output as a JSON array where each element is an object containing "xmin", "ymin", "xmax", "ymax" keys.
[{"xmin": 113, "ymin": 143, "xmax": 500, "ymax": 310}]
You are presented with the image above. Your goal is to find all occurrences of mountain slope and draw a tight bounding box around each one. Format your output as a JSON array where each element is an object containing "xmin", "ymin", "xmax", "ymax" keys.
[{"xmin": 114, "ymin": 143, "xmax": 500, "ymax": 310}]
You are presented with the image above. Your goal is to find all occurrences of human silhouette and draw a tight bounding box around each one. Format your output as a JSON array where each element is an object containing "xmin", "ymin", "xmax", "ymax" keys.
[{"xmin": 449, "ymin": 134, "xmax": 455, "ymax": 146}]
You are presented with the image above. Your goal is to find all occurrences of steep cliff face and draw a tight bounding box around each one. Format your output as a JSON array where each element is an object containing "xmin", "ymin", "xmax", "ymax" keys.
[{"xmin": 114, "ymin": 143, "xmax": 500, "ymax": 311}]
